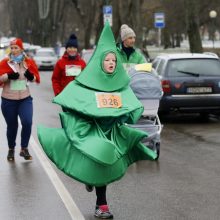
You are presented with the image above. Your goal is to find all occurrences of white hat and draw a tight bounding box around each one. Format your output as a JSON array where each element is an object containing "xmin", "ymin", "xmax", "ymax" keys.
[{"xmin": 120, "ymin": 24, "xmax": 136, "ymax": 41}]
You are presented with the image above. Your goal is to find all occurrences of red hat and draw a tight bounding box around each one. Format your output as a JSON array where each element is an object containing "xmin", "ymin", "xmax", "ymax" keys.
[{"xmin": 10, "ymin": 38, "xmax": 24, "ymax": 50}]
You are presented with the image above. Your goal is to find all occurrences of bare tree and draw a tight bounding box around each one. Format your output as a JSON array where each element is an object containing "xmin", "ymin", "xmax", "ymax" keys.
[
  {"xmin": 69, "ymin": 0, "xmax": 103, "ymax": 49},
  {"xmin": 112, "ymin": 0, "xmax": 144, "ymax": 47},
  {"xmin": 160, "ymin": 0, "xmax": 186, "ymax": 48},
  {"xmin": 184, "ymin": 0, "xmax": 203, "ymax": 53},
  {"xmin": 2, "ymin": 0, "xmax": 220, "ymax": 51}
]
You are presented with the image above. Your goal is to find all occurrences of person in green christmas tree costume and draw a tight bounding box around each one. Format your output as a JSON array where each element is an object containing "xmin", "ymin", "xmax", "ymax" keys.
[{"xmin": 38, "ymin": 22, "xmax": 157, "ymax": 219}]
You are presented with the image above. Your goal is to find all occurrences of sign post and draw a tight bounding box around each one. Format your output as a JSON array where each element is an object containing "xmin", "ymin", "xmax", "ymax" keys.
[
  {"xmin": 103, "ymin": 5, "xmax": 113, "ymax": 26},
  {"xmin": 154, "ymin": 12, "xmax": 165, "ymax": 47}
]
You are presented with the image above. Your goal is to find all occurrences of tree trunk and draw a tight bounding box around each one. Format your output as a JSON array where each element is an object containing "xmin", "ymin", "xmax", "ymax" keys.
[
  {"xmin": 163, "ymin": 29, "xmax": 171, "ymax": 49},
  {"xmin": 184, "ymin": 0, "xmax": 203, "ymax": 53}
]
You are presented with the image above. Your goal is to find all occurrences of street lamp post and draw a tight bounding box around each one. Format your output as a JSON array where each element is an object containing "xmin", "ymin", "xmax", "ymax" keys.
[{"xmin": 209, "ymin": 10, "xmax": 217, "ymax": 48}]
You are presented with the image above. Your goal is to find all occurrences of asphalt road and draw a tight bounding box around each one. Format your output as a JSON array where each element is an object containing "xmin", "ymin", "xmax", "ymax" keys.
[{"xmin": 1, "ymin": 71, "xmax": 220, "ymax": 220}]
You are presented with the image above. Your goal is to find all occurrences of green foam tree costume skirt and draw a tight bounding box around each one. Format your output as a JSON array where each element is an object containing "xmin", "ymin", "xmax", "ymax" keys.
[{"xmin": 38, "ymin": 112, "xmax": 157, "ymax": 186}]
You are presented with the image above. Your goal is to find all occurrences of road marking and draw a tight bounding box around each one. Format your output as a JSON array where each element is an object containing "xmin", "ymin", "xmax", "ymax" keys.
[
  {"xmin": 29, "ymin": 135, "xmax": 85, "ymax": 220},
  {"xmin": 0, "ymin": 93, "xmax": 84, "ymax": 219}
]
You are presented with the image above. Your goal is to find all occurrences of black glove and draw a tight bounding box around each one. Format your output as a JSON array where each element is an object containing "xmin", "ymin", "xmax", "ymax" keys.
[
  {"xmin": 7, "ymin": 72, "xmax": 19, "ymax": 80},
  {"xmin": 24, "ymin": 70, "xmax": 34, "ymax": 81}
]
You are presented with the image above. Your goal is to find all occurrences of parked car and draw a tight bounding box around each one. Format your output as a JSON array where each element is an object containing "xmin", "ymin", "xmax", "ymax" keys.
[
  {"xmin": 33, "ymin": 47, "xmax": 58, "ymax": 70},
  {"xmin": 25, "ymin": 45, "xmax": 41, "ymax": 58},
  {"xmin": 58, "ymin": 47, "xmax": 66, "ymax": 58},
  {"xmin": 0, "ymin": 48, "xmax": 7, "ymax": 61},
  {"xmin": 0, "ymin": 37, "xmax": 10, "ymax": 49},
  {"xmin": 152, "ymin": 53, "xmax": 220, "ymax": 115},
  {"xmin": 80, "ymin": 48, "xmax": 94, "ymax": 64}
]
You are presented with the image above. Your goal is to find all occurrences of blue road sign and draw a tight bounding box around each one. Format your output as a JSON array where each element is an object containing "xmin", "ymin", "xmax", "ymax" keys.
[
  {"xmin": 103, "ymin": 5, "xmax": 113, "ymax": 26},
  {"xmin": 103, "ymin": 5, "xmax": 112, "ymax": 14},
  {"xmin": 154, "ymin": 12, "xmax": 165, "ymax": 28}
]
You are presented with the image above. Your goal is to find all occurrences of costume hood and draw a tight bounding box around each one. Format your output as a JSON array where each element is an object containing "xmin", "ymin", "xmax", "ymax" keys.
[{"xmin": 76, "ymin": 22, "xmax": 129, "ymax": 92}]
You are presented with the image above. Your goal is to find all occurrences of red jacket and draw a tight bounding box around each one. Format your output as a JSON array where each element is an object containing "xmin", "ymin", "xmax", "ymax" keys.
[
  {"xmin": 52, "ymin": 52, "xmax": 86, "ymax": 95},
  {"xmin": 0, "ymin": 57, "xmax": 40, "ymax": 83}
]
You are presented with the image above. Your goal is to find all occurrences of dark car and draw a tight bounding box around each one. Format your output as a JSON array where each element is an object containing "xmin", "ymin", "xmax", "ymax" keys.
[{"xmin": 152, "ymin": 53, "xmax": 220, "ymax": 115}]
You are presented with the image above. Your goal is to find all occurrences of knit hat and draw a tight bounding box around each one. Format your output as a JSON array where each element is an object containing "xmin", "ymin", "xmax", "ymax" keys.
[
  {"xmin": 10, "ymin": 38, "xmax": 24, "ymax": 50},
  {"xmin": 120, "ymin": 24, "xmax": 136, "ymax": 41},
  {"xmin": 65, "ymin": 34, "xmax": 78, "ymax": 49}
]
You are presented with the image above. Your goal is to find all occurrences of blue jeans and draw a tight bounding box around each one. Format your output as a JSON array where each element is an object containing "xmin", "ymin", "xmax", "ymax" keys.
[{"xmin": 1, "ymin": 96, "xmax": 33, "ymax": 149}]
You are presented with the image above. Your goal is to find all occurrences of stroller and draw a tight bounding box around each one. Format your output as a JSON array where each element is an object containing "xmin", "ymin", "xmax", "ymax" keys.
[{"xmin": 128, "ymin": 64, "xmax": 163, "ymax": 159}]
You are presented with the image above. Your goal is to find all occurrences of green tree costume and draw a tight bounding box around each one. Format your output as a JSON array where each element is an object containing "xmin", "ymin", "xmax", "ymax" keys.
[{"xmin": 37, "ymin": 23, "xmax": 157, "ymax": 187}]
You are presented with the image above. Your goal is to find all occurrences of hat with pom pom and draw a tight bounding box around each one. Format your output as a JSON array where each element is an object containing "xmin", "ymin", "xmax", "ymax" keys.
[
  {"xmin": 65, "ymin": 34, "xmax": 78, "ymax": 48},
  {"xmin": 120, "ymin": 24, "xmax": 136, "ymax": 41},
  {"xmin": 10, "ymin": 38, "xmax": 24, "ymax": 50}
]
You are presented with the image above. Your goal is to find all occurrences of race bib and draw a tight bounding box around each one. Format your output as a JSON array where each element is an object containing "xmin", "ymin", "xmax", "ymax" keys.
[
  {"xmin": 65, "ymin": 65, "xmax": 81, "ymax": 76},
  {"xmin": 95, "ymin": 92, "xmax": 122, "ymax": 108},
  {"xmin": 10, "ymin": 80, "xmax": 26, "ymax": 90}
]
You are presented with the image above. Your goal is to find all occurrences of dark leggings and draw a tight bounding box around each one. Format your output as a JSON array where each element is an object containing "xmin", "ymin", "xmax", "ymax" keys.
[
  {"xmin": 1, "ymin": 96, "xmax": 33, "ymax": 148},
  {"xmin": 95, "ymin": 185, "xmax": 107, "ymax": 205}
]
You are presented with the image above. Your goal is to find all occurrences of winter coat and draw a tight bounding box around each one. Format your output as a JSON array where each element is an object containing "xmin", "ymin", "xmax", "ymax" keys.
[
  {"xmin": 0, "ymin": 57, "xmax": 40, "ymax": 83},
  {"xmin": 0, "ymin": 57, "xmax": 40, "ymax": 100},
  {"xmin": 51, "ymin": 52, "xmax": 86, "ymax": 96},
  {"xmin": 116, "ymin": 43, "xmax": 146, "ymax": 65}
]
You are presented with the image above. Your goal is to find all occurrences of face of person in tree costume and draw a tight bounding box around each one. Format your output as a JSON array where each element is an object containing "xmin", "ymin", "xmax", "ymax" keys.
[{"xmin": 103, "ymin": 53, "xmax": 116, "ymax": 74}]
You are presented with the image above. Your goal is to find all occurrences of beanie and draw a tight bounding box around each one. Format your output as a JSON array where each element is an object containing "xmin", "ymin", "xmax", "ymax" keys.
[
  {"xmin": 120, "ymin": 24, "xmax": 136, "ymax": 41},
  {"xmin": 10, "ymin": 38, "xmax": 24, "ymax": 50},
  {"xmin": 65, "ymin": 34, "xmax": 78, "ymax": 49}
]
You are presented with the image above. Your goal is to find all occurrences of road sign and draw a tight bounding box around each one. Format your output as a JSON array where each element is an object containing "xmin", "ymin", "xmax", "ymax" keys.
[
  {"xmin": 154, "ymin": 12, "xmax": 165, "ymax": 28},
  {"xmin": 103, "ymin": 5, "xmax": 113, "ymax": 26}
]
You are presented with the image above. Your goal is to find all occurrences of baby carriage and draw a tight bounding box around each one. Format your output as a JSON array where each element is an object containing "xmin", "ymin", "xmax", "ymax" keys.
[{"xmin": 128, "ymin": 64, "xmax": 163, "ymax": 159}]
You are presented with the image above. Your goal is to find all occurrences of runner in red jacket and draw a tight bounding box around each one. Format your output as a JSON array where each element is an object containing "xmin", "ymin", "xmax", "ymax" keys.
[{"xmin": 52, "ymin": 34, "xmax": 86, "ymax": 96}]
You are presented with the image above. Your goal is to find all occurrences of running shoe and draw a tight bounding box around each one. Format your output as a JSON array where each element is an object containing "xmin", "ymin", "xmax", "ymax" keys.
[
  {"xmin": 20, "ymin": 148, "xmax": 32, "ymax": 160},
  {"xmin": 94, "ymin": 205, "xmax": 113, "ymax": 219},
  {"xmin": 7, "ymin": 149, "xmax": 15, "ymax": 162}
]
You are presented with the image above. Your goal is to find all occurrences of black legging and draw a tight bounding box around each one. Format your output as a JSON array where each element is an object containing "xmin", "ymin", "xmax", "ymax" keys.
[{"xmin": 95, "ymin": 185, "xmax": 107, "ymax": 205}]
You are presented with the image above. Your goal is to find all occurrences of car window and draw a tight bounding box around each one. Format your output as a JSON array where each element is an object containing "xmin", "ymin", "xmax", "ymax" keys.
[
  {"xmin": 157, "ymin": 59, "xmax": 166, "ymax": 75},
  {"xmin": 152, "ymin": 58, "xmax": 160, "ymax": 69},
  {"xmin": 152, "ymin": 58, "xmax": 161, "ymax": 70},
  {"xmin": 167, "ymin": 59, "xmax": 220, "ymax": 76}
]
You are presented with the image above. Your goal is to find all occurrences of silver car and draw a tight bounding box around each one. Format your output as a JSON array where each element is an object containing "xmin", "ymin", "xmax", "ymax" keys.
[{"xmin": 33, "ymin": 48, "xmax": 58, "ymax": 70}]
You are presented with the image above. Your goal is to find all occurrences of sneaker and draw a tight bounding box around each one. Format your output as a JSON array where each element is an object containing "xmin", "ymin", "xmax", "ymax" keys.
[
  {"xmin": 20, "ymin": 148, "xmax": 32, "ymax": 160},
  {"xmin": 85, "ymin": 184, "xmax": 94, "ymax": 192},
  {"xmin": 7, "ymin": 149, "xmax": 15, "ymax": 162},
  {"xmin": 94, "ymin": 205, "xmax": 113, "ymax": 219}
]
